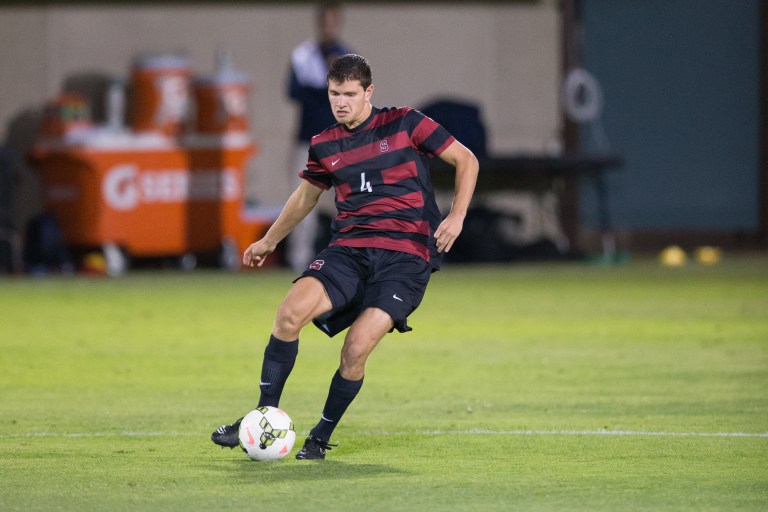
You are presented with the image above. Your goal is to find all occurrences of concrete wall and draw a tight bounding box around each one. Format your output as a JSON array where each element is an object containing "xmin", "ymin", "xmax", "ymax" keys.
[{"xmin": 0, "ymin": 2, "xmax": 561, "ymax": 229}]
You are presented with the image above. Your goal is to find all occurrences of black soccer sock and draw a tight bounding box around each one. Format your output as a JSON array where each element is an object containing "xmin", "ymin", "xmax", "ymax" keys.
[
  {"xmin": 257, "ymin": 335, "xmax": 299, "ymax": 408},
  {"xmin": 309, "ymin": 369, "xmax": 364, "ymax": 442}
]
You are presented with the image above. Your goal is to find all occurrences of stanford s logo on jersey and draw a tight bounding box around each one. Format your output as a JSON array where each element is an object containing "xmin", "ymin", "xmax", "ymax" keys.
[
  {"xmin": 379, "ymin": 140, "xmax": 389, "ymax": 152},
  {"xmin": 309, "ymin": 259, "xmax": 325, "ymax": 270}
]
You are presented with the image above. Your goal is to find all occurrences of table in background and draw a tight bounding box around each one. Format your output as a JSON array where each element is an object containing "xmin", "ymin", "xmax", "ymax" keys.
[{"xmin": 429, "ymin": 153, "xmax": 624, "ymax": 257}]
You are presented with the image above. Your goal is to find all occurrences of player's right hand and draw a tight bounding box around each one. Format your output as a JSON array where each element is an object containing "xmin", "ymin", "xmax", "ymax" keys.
[{"xmin": 242, "ymin": 241, "xmax": 275, "ymax": 268}]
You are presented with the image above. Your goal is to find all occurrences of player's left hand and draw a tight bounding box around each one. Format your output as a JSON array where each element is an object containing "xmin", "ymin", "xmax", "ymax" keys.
[{"xmin": 434, "ymin": 213, "xmax": 464, "ymax": 253}]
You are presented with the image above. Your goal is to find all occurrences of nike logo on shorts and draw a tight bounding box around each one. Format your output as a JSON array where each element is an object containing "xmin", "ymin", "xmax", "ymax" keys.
[{"xmin": 393, "ymin": 294, "xmax": 403, "ymax": 302}]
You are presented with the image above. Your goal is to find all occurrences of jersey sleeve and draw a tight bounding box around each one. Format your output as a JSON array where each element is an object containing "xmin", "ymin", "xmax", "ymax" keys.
[
  {"xmin": 408, "ymin": 109, "xmax": 456, "ymax": 157},
  {"xmin": 298, "ymin": 145, "xmax": 333, "ymax": 190}
]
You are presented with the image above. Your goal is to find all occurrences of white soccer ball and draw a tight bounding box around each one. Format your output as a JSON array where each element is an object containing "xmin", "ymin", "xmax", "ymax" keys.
[{"xmin": 238, "ymin": 406, "xmax": 296, "ymax": 461}]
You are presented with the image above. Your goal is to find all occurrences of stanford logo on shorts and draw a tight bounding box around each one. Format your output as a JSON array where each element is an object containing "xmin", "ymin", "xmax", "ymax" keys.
[{"xmin": 309, "ymin": 259, "xmax": 325, "ymax": 270}]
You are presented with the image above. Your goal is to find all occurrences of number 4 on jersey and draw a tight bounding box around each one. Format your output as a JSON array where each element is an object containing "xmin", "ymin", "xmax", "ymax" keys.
[{"xmin": 360, "ymin": 172, "xmax": 373, "ymax": 193}]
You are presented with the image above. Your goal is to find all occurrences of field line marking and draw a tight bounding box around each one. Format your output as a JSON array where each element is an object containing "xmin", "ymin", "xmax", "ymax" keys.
[
  {"xmin": 0, "ymin": 431, "xmax": 193, "ymax": 439},
  {"xmin": 1, "ymin": 429, "xmax": 767, "ymax": 439},
  {"xmin": 409, "ymin": 429, "xmax": 768, "ymax": 438}
]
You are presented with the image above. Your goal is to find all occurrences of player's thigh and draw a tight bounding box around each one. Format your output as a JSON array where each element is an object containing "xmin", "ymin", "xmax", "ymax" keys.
[{"xmin": 276, "ymin": 276, "xmax": 333, "ymax": 329}]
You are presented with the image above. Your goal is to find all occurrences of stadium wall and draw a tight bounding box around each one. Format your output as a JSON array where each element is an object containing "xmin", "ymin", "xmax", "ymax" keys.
[
  {"xmin": 0, "ymin": 2, "xmax": 561, "ymax": 240},
  {"xmin": 1, "ymin": 1, "xmax": 763, "ymax": 256},
  {"xmin": 577, "ymin": 0, "xmax": 764, "ymax": 251}
]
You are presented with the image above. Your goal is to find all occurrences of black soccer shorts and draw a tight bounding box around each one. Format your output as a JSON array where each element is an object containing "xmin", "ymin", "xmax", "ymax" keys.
[{"xmin": 297, "ymin": 245, "xmax": 432, "ymax": 337}]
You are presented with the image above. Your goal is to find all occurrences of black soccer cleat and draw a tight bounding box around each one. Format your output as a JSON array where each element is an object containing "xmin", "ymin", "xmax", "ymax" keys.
[
  {"xmin": 211, "ymin": 417, "xmax": 242, "ymax": 448},
  {"xmin": 295, "ymin": 435, "xmax": 337, "ymax": 460}
]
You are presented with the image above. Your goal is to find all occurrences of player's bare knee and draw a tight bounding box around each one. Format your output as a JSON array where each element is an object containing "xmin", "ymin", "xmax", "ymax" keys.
[
  {"xmin": 340, "ymin": 342, "xmax": 370, "ymax": 374},
  {"xmin": 340, "ymin": 348, "xmax": 365, "ymax": 369},
  {"xmin": 274, "ymin": 302, "xmax": 307, "ymax": 339}
]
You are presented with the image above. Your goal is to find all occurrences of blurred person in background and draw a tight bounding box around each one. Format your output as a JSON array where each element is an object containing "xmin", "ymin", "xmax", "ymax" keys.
[{"xmin": 286, "ymin": 1, "xmax": 352, "ymax": 272}]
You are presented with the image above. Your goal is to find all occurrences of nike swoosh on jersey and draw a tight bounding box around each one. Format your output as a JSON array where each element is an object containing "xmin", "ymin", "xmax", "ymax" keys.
[{"xmin": 331, "ymin": 158, "xmax": 341, "ymax": 166}]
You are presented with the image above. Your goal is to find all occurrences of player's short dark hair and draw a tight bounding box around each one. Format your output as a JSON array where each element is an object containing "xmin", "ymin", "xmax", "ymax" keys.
[{"xmin": 327, "ymin": 54, "xmax": 372, "ymax": 90}]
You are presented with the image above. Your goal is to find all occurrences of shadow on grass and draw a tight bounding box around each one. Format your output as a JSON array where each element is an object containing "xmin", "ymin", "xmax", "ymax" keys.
[{"xmin": 213, "ymin": 460, "xmax": 405, "ymax": 482}]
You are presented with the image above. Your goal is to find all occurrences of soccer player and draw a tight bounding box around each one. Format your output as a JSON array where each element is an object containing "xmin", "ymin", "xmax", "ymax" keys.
[{"xmin": 211, "ymin": 54, "xmax": 479, "ymax": 460}]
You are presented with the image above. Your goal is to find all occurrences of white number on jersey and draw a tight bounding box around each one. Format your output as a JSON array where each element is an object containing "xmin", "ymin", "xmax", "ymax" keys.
[{"xmin": 360, "ymin": 172, "xmax": 373, "ymax": 193}]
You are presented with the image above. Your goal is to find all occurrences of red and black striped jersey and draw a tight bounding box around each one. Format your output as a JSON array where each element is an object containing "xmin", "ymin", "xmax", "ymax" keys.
[{"xmin": 299, "ymin": 106, "xmax": 455, "ymax": 268}]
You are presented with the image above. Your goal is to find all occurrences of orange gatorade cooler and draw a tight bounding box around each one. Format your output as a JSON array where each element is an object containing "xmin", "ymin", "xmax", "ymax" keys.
[
  {"xmin": 193, "ymin": 69, "xmax": 250, "ymax": 134},
  {"xmin": 32, "ymin": 140, "xmax": 256, "ymax": 260},
  {"xmin": 30, "ymin": 50, "xmax": 274, "ymax": 272},
  {"xmin": 130, "ymin": 54, "xmax": 191, "ymax": 136}
]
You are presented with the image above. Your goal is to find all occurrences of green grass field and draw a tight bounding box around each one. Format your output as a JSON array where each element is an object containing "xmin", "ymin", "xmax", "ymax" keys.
[{"xmin": 1, "ymin": 255, "xmax": 767, "ymax": 511}]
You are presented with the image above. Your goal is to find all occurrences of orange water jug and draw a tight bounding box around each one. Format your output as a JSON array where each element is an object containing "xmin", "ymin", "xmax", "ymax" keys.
[{"xmin": 130, "ymin": 54, "xmax": 190, "ymax": 136}]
